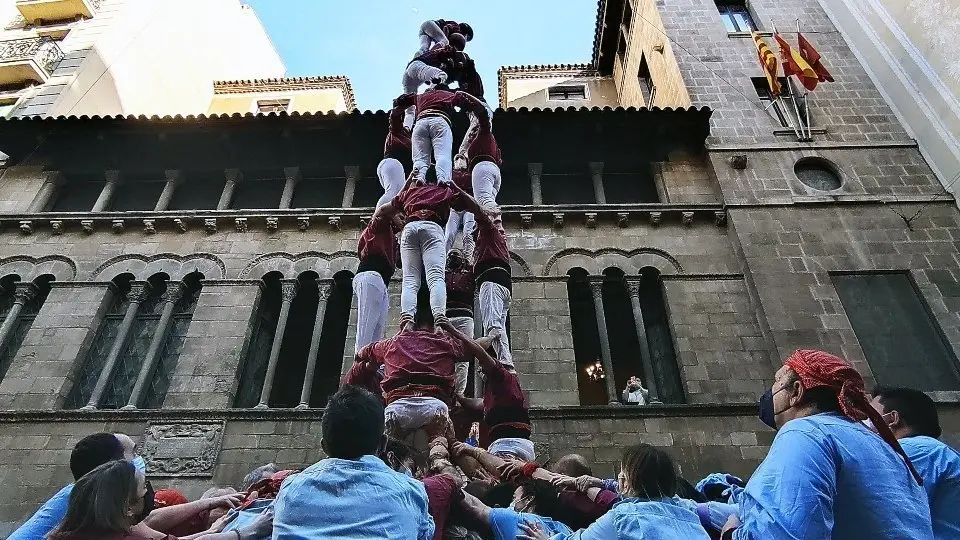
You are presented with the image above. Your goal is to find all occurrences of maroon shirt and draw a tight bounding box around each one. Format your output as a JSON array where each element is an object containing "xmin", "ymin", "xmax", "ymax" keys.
[
  {"xmin": 356, "ymin": 330, "xmax": 463, "ymax": 403},
  {"xmin": 422, "ymin": 473, "xmax": 463, "ymax": 540},
  {"xmin": 435, "ymin": 19, "xmax": 464, "ymax": 37},
  {"xmin": 480, "ymin": 362, "xmax": 529, "ymax": 447},
  {"xmin": 472, "ymin": 211, "xmax": 510, "ymax": 270},
  {"xmin": 457, "ymin": 56, "xmax": 485, "ymax": 100},
  {"xmin": 384, "ymin": 106, "xmax": 411, "ymax": 161},
  {"xmin": 392, "ymin": 182, "xmax": 465, "ymax": 226},
  {"xmin": 452, "ymin": 168, "xmax": 472, "ymax": 194},
  {"xmin": 445, "ymin": 265, "xmax": 474, "ymax": 313},
  {"xmin": 415, "ymin": 43, "xmax": 457, "ymax": 69},
  {"xmin": 357, "ymin": 215, "xmax": 398, "ymax": 268},
  {"xmin": 342, "ymin": 360, "xmax": 383, "ymax": 402},
  {"xmin": 395, "ymin": 89, "xmax": 476, "ymax": 126}
]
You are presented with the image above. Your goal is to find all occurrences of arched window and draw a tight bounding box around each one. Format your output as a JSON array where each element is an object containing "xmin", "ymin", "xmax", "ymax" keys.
[
  {"xmin": 602, "ymin": 267, "xmax": 646, "ymax": 397},
  {"xmin": 65, "ymin": 272, "xmax": 204, "ymax": 410},
  {"xmin": 234, "ymin": 270, "xmax": 354, "ymax": 409},
  {"xmin": 0, "ymin": 274, "xmax": 53, "ymax": 384},
  {"xmin": 566, "ymin": 268, "xmax": 607, "ymax": 405}
]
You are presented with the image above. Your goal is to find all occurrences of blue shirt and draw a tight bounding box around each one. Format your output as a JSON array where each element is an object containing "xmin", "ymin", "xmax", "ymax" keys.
[
  {"xmin": 562, "ymin": 497, "xmax": 710, "ymax": 540},
  {"xmin": 900, "ymin": 435, "xmax": 960, "ymax": 539},
  {"xmin": 489, "ymin": 508, "xmax": 571, "ymax": 540},
  {"xmin": 8, "ymin": 484, "xmax": 72, "ymax": 540},
  {"xmin": 272, "ymin": 455, "xmax": 434, "ymax": 540},
  {"xmin": 734, "ymin": 412, "xmax": 933, "ymax": 540}
]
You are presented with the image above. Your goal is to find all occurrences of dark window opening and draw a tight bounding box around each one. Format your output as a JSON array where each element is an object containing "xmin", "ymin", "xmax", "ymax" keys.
[
  {"xmin": 0, "ymin": 275, "xmax": 52, "ymax": 385},
  {"xmin": 717, "ymin": 2, "xmax": 756, "ymax": 32},
  {"xmin": 353, "ymin": 174, "xmax": 386, "ymax": 208},
  {"xmin": 832, "ymin": 272, "xmax": 960, "ymax": 391},
  {"xmin": 231, "ymin": 171, "xmax": 286, "ymax": 210},
  {"xmin": 603, "ymin": 166, "xmax": 660, "ymax": 203},
  {"xmin": 617, "ymin": 33, "xmax": 628, "ymax": 62},
  {"xmin": 257, "ymin": 99, "xmax": 290, "ymax": 114},
  {"xmin": 168, "ymin": 172, "xmax": 225, "ymax": 210},
  {"xmin": 109, "ymin": 175, "xmax": 167, "ymax": 211},
  {"xmin": 547, "ymin": 84, "xmax": 587, "ymax": 101},
  {"xmin": 234, "ymin": 273, "xmax": 282, "ymax": 408},
  {"xmin": 292, "ymin": 174, "xmax": 347, "ymax": 209},
  {"xmin": 637, "ymin": 267, "xmax": 684, "ymax": 403},
  {"xmin": 542, "ymin": 167, "xmax": 596, "ymax": 205},
  {"xmin": 752, "ymin": 77, "xmax": 805, "ymax": 128},
  {"xmin": 308, "ymin": 271, "xmax": 354, "ymax": 407},
  {"xmin": 622, "ymin": 0, "xmax": 633, "ymax": 34},
  {"xmin": 497, "ymin": 165, "xmax": 532, "ymax": 205},
  {"xmin": 566, "ymin": 269, "xmax": 607, "ymax": 406},
  {"xmin": 638, "ymin": 54, "xmax": 656, "ymax": 106},
  {"xmin": 269, "ymin": 273, "xmax": 320, "ymax": 408},
  {"xmin": 49, "ymin": 174, "xmax": 105, "ymax": 212}
]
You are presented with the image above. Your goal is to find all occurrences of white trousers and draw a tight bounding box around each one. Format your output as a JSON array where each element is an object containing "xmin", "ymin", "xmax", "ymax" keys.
[
  {"xmin": 444, "ymin": 210, "xmax": 476, "ymax": 258},
  {"xmin": 353, "ymin": 271, "xmax": 389, "ymax": 354},
  {"xmin": 385, "ymin": 396, "xmax": 449, "ymax": 432},
  {"xmin": 400, "ymin": 220, "xmax": 447, "ymax": 318},
  {"xmin": 376, "ymin": 158, "xmax": 406, "ymax": 209},
  {"xmin": 472, "ymin": 161, "xmax": 502, "ymax": 213},
  {"xmin": 479, "ymin": 281, "xmax": 512, "ymax": 367},
  {"xmin": 449, "ymin": 315, "xmax": 475, "ymax": 395},
  {"xmin": 403, "ymin": 61, "xmax": 447, "ymax": 129},
  {"xmin": 417, "ymin": 20, "xmax": 448, "ymax": 57},
  {"xmin": 412, "ymin": 117, "xmax": 453, "ymax": 184}
]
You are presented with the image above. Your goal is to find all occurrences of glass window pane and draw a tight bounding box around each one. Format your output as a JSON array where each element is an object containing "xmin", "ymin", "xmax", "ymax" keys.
[
  {"xmin": 719, "ymin": 12, "xmax": 737, "ymax": 32},
  {"xmin": 733, "ymin": 12, "xmax": 755, "ymax": 31}
]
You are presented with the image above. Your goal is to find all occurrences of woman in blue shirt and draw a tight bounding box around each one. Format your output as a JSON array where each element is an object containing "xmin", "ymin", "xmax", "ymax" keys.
[{"xmin": 520, "ymin": 444, "xmax": 709, "ymax": 540}]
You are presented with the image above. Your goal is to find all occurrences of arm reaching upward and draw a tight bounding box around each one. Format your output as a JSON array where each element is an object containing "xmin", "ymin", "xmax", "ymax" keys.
[
  {"xmin": 439, "ymin": 319, "xmax": 498, "ymax": 373},
  {"xmin": 393, "ymin": 93, "xmax": 416, "ymax": 111}
]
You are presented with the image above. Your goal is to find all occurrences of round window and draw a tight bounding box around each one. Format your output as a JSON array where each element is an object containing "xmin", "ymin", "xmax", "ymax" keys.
[{"xmin": 795, "ymin": 158, "xmax": 842, "ymax": 191}]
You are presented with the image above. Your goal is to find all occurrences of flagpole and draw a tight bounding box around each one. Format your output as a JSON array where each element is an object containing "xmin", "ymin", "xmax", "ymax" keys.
[
  {"xmin": 797, "ymin": 18, "xmax": 812, "ymax": 140},
  {"xmin": 770, "ymin": 22, "xmax": 800, "ymax": 139}
]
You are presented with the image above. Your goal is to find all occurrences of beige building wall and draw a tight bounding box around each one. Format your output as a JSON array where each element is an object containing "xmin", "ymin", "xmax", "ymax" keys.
[
  {"xmin": 614, "ymin": 0, "xmax": 691, "ymax": 108},
  {"xmin": 818, "ymin": 0, "xmax": 960, "ymax": 201},
  {"xmin": 207, "ymin": 77, "xmax": 356, "ymax": 115},
  {"xmin": 0, "ymin": 0, "xmax": 285, "ymax": 118},
  {"xmin": 500, "ymin": 67, "xmax": 618, "ymax": 109}
]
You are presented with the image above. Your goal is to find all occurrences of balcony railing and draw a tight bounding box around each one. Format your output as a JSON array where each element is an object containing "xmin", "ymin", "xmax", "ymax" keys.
[
  {"xmin": 16, "ymin": 0, "xmax": 98, "ymax": 25},
  {"xmin": 0, "ymin": 37, "xmax": 63, "ymax": 86}
]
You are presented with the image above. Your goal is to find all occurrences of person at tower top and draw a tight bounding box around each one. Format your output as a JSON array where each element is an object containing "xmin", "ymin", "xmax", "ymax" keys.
[
  {"xmin": 870, "ymin": 386, "xmax": 960, "ymax": 539},
  {"xmin": 401, "ymin": 38, "xmax": 466, "ymax": 129},
  {"xmin": 417, "ymin": 19, "xmax": 474, "ymax": 57},
  {"xmin": 721, "ymin": 349, "xmax": 932, "ymax": 539}
]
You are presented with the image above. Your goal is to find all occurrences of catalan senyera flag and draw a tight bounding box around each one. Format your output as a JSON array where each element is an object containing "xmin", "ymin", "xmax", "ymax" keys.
[
  {"xmin": 798, "ymin": 32, "xmax": 834, "ymax": 83},
  {"xmin": 752, "ymin": 31, "xmax": 781, "ymax": 96},
  {"xmin": 775, "ymin": 33, "xmax": 819, "ymax": 91}
]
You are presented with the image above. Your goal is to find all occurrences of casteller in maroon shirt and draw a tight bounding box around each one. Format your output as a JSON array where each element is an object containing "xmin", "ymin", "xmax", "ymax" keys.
[
  {"xmin": 445, "ymin": 263, "xmax": 474, "ymax": 317},
  {"xmin": 422, "ymin": 473, "xmax": 464, "ymax": 540},
  {"xmin": 384, "ymin": 105, "xmax": 411, "ymax": 163},
  {"xmin": 414, "ymin": 43, "xmax": 458, "ymax": 69},
  {"xmin": 452, "ymin": 168, "xmax": 472, "ymax": 195},
  {"xmin": 342, "ymin": 360, "xmax": 384, "ymax": 404},
  {"xmin": 480, "ymin": 362, "xmax": 530, "ymax": 448},
  {"xmin": 392, "ymin": 181, "xmax": 466, "ymax": 228},
  {"xmin": 355, "ymin": 329, "xmax": 464, "ymax": 404},
  {"xmin": 357, "ymin": 215, "xmax": 400, "ymax": 286},
  {"xmin": 394, "ymin": 88, "xmax": 477, "ymax": 128},
  {"xmin": 472, "ymin": 210, "xmax": 511, "ymax": 293}
]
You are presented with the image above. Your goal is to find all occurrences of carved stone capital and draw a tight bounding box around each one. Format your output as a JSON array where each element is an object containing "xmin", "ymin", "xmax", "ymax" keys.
[
  {"xmin": 265, "ymin": 217, "xmax": 279, "ymax": 232},
  {"xmin": 127, "ymin": 281, "xmax": 152, "ymax": 303},
  {"xmin": 649, "ymin": 211, "xmax": 662, "ymax": 227},
  {"xmin": 588, "ymin": 280, "xmax": 603, "ymax": 297},
  {"xmin": 297, "ymin": 216, "xmax": 310, "ymax": 231},
  {"xmin": 234, "ymin": 217, "xmax": 248, "ymax": 232},
  {"xmin": 584, "ymin": 212, "xmax": 598, "ymax": 228},
  {"xmin": 142, "ymin": 219, "xmax": 156, "ymax": 235},
  {"xmin": 681, "ymin": 211, "xmax": 694, "ymax": 227},
  {"xmin": 162, "ymin": 281, "xmax": 186, "ymax": 305},
  {"xmin": 616, "ymin": 212, "xmax": 630, "ymax": 228},
  {"xmin": 18, "ymin": 220, "xmax": 32, "ymax": 235},
  {"xmin": 317, "ymin": 280, "xmax": 333, "ymax": 301},
  {"xmin": 280, "ymin": 280, "xmax": 299, "ymax": 302},
  {"xmin": 626, "ymin": 280, "xmax": 641, "ymax": 298},
  {"xmin": 13, "ymin": 282, "xmax": 38, "ymax": 304},
  {"xmin": 328, "ymin": 216, "xmax": 341, "ymax": 231},
  {"xmin": 203, "ymin": 218, "xmax": 218, "ymax": 234},
  {"xmin": 50, "ymin": 220, "xmax": 64, "ymax": 235},
  {"xmin": 80, "ymin": 220, "xmax": 94, "ymax": 234}
]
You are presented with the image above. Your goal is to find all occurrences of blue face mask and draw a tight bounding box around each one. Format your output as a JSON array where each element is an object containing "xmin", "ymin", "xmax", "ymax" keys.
[{"xmin": 133, "ymin": 455, "xmax": 146, "ymax": 474}]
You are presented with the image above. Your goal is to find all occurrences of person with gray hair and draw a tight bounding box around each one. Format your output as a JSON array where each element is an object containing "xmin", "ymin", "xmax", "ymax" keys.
[{"xmin": 241, "ymin": 464, "xmax": 278, "ymax": 492}]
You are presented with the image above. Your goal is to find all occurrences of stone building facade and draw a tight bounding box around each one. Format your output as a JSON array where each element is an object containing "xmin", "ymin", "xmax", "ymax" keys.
[{"xmin": 0, "ymin": 0, "xmax": 959, "ymax": 534}]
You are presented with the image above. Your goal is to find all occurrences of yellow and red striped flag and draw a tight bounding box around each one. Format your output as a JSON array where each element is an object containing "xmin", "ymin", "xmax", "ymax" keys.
[
  {"xmin": 798, "ymin": 32, "xmax": 834, "ymax": 83},
  {"xmin": 752, "ymin": 32, "xmax": 781, "ymax": 96},
  {"xmin": 775, "ymin": 33, "xmax": 818, "ymax": 91}
]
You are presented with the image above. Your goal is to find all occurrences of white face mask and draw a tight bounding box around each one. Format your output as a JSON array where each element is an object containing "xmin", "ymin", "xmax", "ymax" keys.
[{"xmin": 132, "ymin": 455, "xmax": 146, "ymax": 474}]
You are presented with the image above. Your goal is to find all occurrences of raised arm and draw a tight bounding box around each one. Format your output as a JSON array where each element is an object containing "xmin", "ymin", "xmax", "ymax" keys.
[
  {"xmin": 394, "ymin": 93, "xmax": 416, "ymax": 111},
  {"xmin": 143, "ymin": 493, "xmax": 244, "ymax": 532},
  {"xmin": 454, "ymin": 90, "xmax": 486, "ymax": 117},
  {"xmin": 439, "ymin": 319, "xmax": 498, "ymax": 373}
]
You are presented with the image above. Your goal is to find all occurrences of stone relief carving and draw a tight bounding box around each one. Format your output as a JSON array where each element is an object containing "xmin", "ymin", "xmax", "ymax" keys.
[
  {"xmin": 139, "ymin": 422, "xmax": 225, "ymax": 477},
  {"xmin": 91, "ymin": 253, "xmax": 227, "ymax": 281}
]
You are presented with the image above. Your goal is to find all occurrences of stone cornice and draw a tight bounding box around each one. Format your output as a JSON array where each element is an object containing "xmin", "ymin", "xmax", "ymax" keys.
[{"xmin": 498, "ymin": 63, "xmax": 601, "ymax": 109}]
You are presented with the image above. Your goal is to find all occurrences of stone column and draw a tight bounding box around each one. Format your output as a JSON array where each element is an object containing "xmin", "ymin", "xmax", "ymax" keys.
[
  {"xmin": 255, "ymin": 279, "xmax": 298, "ymax": 409},
  {"xmin": 280, "ymin": 166, "xmax": 301, "ymax": 209},
  {"xmin": 154, "ymin": 170, "xmax": 181, "ymax": 211},
  {"xmin": 122, "ymin": 281, "xmax": 185, "ymax": 409},
  {"xmin": 588, "ymin": 280, "xmax": 617, "ymax": 404},
  {"xmin": 28, "ymin": 171, "xmax": 63, "ymax": 212},
  {"xmin": 0, "ymin": 283, "xmax": 37, "ymax": 356},
  {"xmin": 81, "ymin": 281, "xmax": 151, "ymax": 410},
  {"xmin": 626, "ymin": 280, "xmax": 660, "ymax": 402},
  {"xmin": 297, "ymin": 280, "xmax": 333, "ymax": 408},
  {"xmin": 217, "ymin": 169, "xmax": 242, "ymax": 210},
  {"xmin": 91, "ymin": 170, "xmax": 121, "ymax": 212},
  {"xmin": 342, "ymin": 165, "xmax": 360, "ymax": 208},
  {"xmin": 589, "ymin": 162, "xmax": 606, "ymax": 204},
  {"xmin": 528, "ymin": 163, "xmax": 543, "ymax": 206}
]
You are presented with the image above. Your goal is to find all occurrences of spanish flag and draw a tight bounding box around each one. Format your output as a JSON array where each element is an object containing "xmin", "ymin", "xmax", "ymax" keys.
[
  {"xmin": 798, "ymin": 32, "xmax": 834, "ymax": 83},
  {"xmin": 775, "ymin": 33, "xmax": 818, "ymax": 91},
  {"xmin": 752, "ymin": 32, "xmax": 781, "ymax": 96}
]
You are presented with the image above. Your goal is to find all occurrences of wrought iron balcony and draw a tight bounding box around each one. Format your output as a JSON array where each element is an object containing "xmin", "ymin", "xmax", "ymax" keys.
[
  {"xmin": 16, "ymin": 0, "xmax": 99, "ymax": 25},
  {"xmin": 0, "ymin": 37, "xmax": 63, "ymax": 86}
]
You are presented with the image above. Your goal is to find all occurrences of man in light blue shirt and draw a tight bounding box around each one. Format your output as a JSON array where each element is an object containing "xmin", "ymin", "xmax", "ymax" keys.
[
  {"xmin": 871, "ymin": 386, "xmax": 960, "ymax": 539},
  {"xmin": 10, "ymin": 432, "xmax": 142, "ymax": 540},
  {"xmin": 272, "ymin": 385, "xmax": 434, "ymax": 540},
  {"xmin": 724, "ymin": 349, "xmax": 933, "ymax": 540}
]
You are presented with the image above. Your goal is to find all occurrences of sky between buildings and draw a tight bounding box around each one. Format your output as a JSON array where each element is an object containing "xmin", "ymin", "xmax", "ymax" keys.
[{"xmin": 245, "ymin": 0, "xmax": 597, "ymax": 110}]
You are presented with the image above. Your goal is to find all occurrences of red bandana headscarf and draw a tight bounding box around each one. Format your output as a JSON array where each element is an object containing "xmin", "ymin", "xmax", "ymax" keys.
[{"xmin": 785, "ymin": 349, "xmax": 922, "ymax": 485}]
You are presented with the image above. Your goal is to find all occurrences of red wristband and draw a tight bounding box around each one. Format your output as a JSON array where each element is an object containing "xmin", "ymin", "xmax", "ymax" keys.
[{"xmin": 520, "ymin": 462, "xmax": 539, "ymax": 478}]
